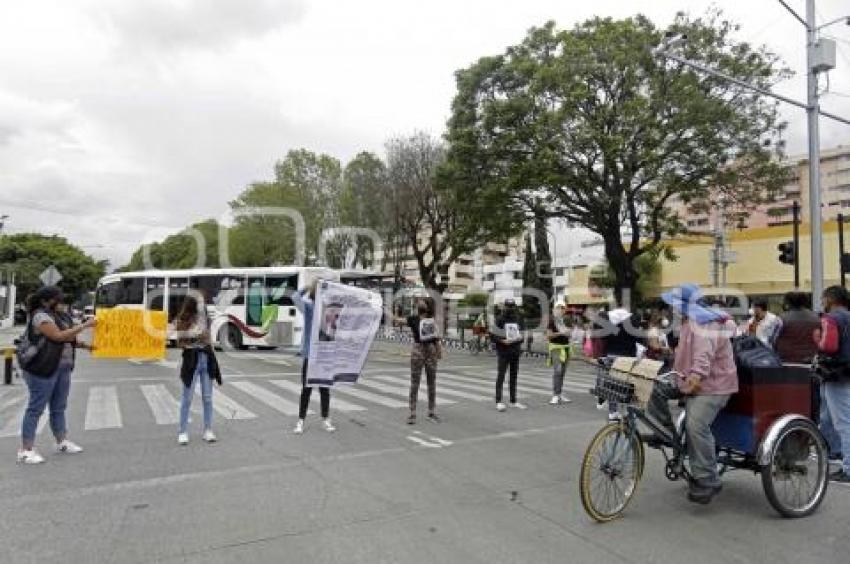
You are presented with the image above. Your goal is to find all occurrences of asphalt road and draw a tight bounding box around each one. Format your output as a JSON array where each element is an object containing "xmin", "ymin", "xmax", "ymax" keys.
[{"xmin": 0, "ymin": 342, "xmax": 847, "ymax": 564}]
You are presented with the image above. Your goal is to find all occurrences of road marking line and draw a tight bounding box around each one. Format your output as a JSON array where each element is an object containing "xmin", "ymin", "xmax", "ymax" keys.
[
  {"xmin": 268, "ymin": 380, "xmax": 366, "ymax": 412},
  {"xmin": 331, "ymin": 384, "xmax": 408, "ymax": 409},
  {"xmin": 84, "ymin": 386, "xmax": 123, "ymax": 430},
  {"xmin": 140, "ymin": 384, "xmax": 179, "ymax": 425},
  {"xmin": 411, "ymin": 430, "xmax": 453, "ymax": 446},
  {"xmin": 195, "ymin": 388, "xmax": 257, "ymax": 420},
  {"xmin": 229, "ymin": 381, "xmax": 305, "ymax": 416},
  {"xmin": 406, "ymin": 435, "xmax": 443, "ymax": 448},
  {"xmin": 372, "ymin": 375, "xmax": 487, "ymax": 402},
  {"xmin": 156, "ymin": 359, "xmax": 180, "ymax": 370}
]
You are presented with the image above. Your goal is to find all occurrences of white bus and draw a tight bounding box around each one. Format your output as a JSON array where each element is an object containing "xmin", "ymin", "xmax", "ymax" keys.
[{"xmin": 94, "ymin": 267, "xmax": 338, "ymax": 349}]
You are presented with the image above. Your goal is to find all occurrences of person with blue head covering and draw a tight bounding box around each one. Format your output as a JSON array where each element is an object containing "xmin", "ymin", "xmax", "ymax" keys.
[{"xmin": 646, "ymin": 283, "xmax": 738, "ymax": 505}]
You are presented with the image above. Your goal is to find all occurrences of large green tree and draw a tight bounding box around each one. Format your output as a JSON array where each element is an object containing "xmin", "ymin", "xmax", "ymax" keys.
[
  {"xmin": 0, "ymin": 233, "xmax": 107, "ymax": 303},
  {"xmin": 444, "ymin": 11, "xmax": 791, "ymax": 304}
]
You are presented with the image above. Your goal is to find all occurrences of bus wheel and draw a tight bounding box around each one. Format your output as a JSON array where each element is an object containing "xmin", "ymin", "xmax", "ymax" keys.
[{"xmin": 219, "ymin": 324, "xmax": 244, "ymax": 351}]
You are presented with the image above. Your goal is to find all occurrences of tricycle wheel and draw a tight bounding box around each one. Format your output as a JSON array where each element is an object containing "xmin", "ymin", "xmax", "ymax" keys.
[
  {"xmin": 761, "ymin": 419, "xmax": 828, "ymax": 518},
  {"xmin": 579, "ymin": 423, "xmax": 644, "ymax": 523}
]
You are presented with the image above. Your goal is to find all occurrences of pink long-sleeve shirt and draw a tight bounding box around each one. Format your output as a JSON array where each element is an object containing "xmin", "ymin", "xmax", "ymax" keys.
[{"xmin": 672, "ymin": 319, "xmax": 739, "ymax": 396}]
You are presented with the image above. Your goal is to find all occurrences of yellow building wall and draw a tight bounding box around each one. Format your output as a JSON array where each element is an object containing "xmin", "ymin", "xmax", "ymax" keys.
[{"xmin": 659, "ymin": 220, "xmax": 844, "ymax": 296}]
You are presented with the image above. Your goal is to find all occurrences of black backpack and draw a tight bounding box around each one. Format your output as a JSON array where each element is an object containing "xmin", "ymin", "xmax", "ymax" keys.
[
  {"xmin": 732, "ymin": 335, "xmax": 782, "ymax": 369},
  {"xmin": 15, "ymin": 314, "xmax": 63, "ymax": 377}
]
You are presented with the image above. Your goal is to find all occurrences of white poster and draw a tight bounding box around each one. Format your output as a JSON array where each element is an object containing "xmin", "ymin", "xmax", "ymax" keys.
[
  {"xmin": 504, "ymin": 322, "xmax": 521, "ymax": 342},
  {"xmin": 306, "ymin": 280, "xmax": 383, "ymax": 387}
]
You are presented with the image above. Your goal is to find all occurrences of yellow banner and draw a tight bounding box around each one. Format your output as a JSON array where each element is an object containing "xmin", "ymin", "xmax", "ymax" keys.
[{"xmin": 92, "ymin": 309, "xmax": 167, "ymax": 360}]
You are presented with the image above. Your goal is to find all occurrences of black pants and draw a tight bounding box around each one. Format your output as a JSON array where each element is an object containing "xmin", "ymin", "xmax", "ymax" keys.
[
  {"xmin": 496, "ymin": 351, "xmax": 520, "ymax": 403},
  {"xmin": 299, "ymin": 359, "xmax": 330, "ymax": 419}
]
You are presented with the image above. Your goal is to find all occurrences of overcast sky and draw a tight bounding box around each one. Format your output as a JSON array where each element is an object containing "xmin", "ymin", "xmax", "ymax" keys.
[{"xmin": 1, "ymin": 0, "xmax": 849, "ymax": 268}]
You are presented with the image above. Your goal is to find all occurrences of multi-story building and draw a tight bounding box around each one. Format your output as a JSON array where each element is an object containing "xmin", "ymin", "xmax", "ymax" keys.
[{"xmin": 672, "ymin": 144, "xmax": 850, "ymax": 233}]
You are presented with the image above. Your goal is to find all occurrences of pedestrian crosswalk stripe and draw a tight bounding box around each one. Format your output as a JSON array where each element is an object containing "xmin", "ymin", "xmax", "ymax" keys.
[
  {"xmin": 140, "ymin": 384, "xmax": 179, "ymax": 425},
  {"xmin": 229, "ymin": 381, "xmax": 305, "ymax": 416},
  {"xmin": 372, "ymin": 376, "xmax": 487, "ymax": 402},
  {"xmin": 195, "ymin": 388, "xmax": 257, "ymax": 420},
  {"xmin": 330, "ymin": 384, "xmax": 408, "ymax": 409},
  {"xmin": 0, "ymin": 397, "xmax": 47, "ymax": 438},
  {"xmin": 269, "ymin": 380, "xmax": 366, "ymax": 412},
  {"xmin": 442, "ymin": 371, "xmax": 591, "ymax": 396},
  {"xmin": 84, "ymin": 386, "xmax": 122, "ymax": 430},
  {"xmin": 224, "ymin": 352, "xmax": 292, "ymax": 366},
  {"xmin": 357, "ymin": 379, "xmax": 458, "ymax": 405},
  {"xmin": 435, "ymin": 373, "xmax": 554, "ymax": 397}
]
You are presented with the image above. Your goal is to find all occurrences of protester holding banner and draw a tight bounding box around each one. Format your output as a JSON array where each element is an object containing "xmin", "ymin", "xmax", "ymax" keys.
[
  {"xmin": 491, "ymin": 298, "xmax": 526, "ymax": 412},
  {"xmin": 292, "ymin": 281, "xmax": 336, "ymax": 434},
  {"xmin": 17, "ymin": 286, "xmax": 95, "ymax": 465},
  {"xmin": 174, "ymin": 296, "xmax": 221, "ymax": 445},
  {"xmin": 402, "ymin": 298, "xmax": 442, "ymax": 424}
]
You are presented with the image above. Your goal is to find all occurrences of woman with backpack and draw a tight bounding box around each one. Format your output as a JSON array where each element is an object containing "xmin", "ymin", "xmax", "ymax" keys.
[
  {"xmin": 174, "ymin": 295, "xmax": 222, "ymax": 445},
  {"xmin": 17, "ymin": 286, "xmax": 96, "ymax": 465}
]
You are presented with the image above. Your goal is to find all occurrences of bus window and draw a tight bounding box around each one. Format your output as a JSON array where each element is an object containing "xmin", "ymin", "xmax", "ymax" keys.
[
  {"xmin": 191, "ymin": 275, "xmax": 224, "ymax": 305},
  {"xmin": 246, "ymin": 277, "xmax": 264, "ymax": 326},
  {"xmin": 217, "ymin": 276, "xmax": 244, "ymax": 307},
  {"xmin": 122, "ymin": 278, "xmax": 144, "ymax": 304},
  {"xmin": 96, "ymin": 281, "xmax": 123, "ymax": 308},
  {"xmin": 266, "ymin": 275, "xmax": 296, "ymax": 306},
  {"xmin": 146, "ymin": 277, "xmax": 165, "ymax": 311},
  {"xmin": 168, "ymin": 277, "xmax": 189, "ymax": 322}
]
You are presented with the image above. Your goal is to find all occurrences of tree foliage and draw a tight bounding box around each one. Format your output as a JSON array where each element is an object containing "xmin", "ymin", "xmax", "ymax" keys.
[
  {"xmin": 445, "ymin": 11, "xmax": 791, "ymax": 304},
  {"xmin": 123, "ymin": 219, "xmax": 221, "ymax": 271},
  {"xmin": 0, "ymin": 233, "xmax": 107, "ymax": 303}
]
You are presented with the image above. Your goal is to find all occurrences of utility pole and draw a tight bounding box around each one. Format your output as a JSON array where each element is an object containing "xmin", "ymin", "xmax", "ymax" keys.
[{"xmin": 806, "ymin": 0, "xmax": 824, "ymax": 310}]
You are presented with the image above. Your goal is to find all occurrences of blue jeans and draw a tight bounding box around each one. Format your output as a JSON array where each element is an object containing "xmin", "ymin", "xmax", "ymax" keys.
[
  {"xmin": 22, "ymin": 365, "xmax": 72, "ymax": 442},
  {"xmin": 179, "ymin": 351, "xmax": 213, "ymax": 434},
  {"xmin": 822, "ymin": 380, "xmax": 850, "ymax": 473}
]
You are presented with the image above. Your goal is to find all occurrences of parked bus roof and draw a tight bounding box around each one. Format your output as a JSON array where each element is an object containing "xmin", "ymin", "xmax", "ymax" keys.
[{"xmin": 98, "ymin": 266, "xmax": 336, "ymax": 284}]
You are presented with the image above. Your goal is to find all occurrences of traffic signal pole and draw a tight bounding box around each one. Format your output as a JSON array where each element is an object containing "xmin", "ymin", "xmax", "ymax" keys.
[
  {"xmin": 793, "ymin": 200, "xmax": 800, "ymax": 289},
  {"xmin": 835, "ymin": 213, "xmax": 847, "ymax": 288}
]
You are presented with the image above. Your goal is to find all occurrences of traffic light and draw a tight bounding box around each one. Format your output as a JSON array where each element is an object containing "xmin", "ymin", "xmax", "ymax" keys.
[{"xmin": 777, "ymin": 241, "xmax": 795, "ymax": 265}]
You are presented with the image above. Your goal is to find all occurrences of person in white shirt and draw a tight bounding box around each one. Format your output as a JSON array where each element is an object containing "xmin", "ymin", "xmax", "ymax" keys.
[{"xmin": 747, "ymin": 298, "xmax": 783, "ymax": 348}]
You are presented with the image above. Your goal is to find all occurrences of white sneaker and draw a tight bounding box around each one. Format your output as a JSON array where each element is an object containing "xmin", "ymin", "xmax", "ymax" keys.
[
  {"xmin": 55, "ymin": 440, "xmax": 83, "ymax": 454},
  {"xmin": 17, "ymin": 449, "xmax": 45, "ymax": 464},
  {"xmin": 549, "ymin": 396, "xmax": 561, "ymax": 405},
  {"xmin": 510, "ymin": 402, "xmax": 528, "ymax": 410},
  {"xmin": 293, "ymin": 420, "xmax": 305, "ymax": 434},
  {"xmin": 202, "ymin": 430, "xmax": 217, "ymax": 443},
  {"xmin": 177, "ymin": 433, "xmax": 189, "ymax": 445},
  {"xmin": 560, "ymin": 395, "xmax": 572, "ymax": 404},
  {"xmin": 496, "ymin": 402, "xmax": 507, "ymax": 412},
  {"xmin": 323, "ymin": 419, "xmax": 336, "ymax": 433}
]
